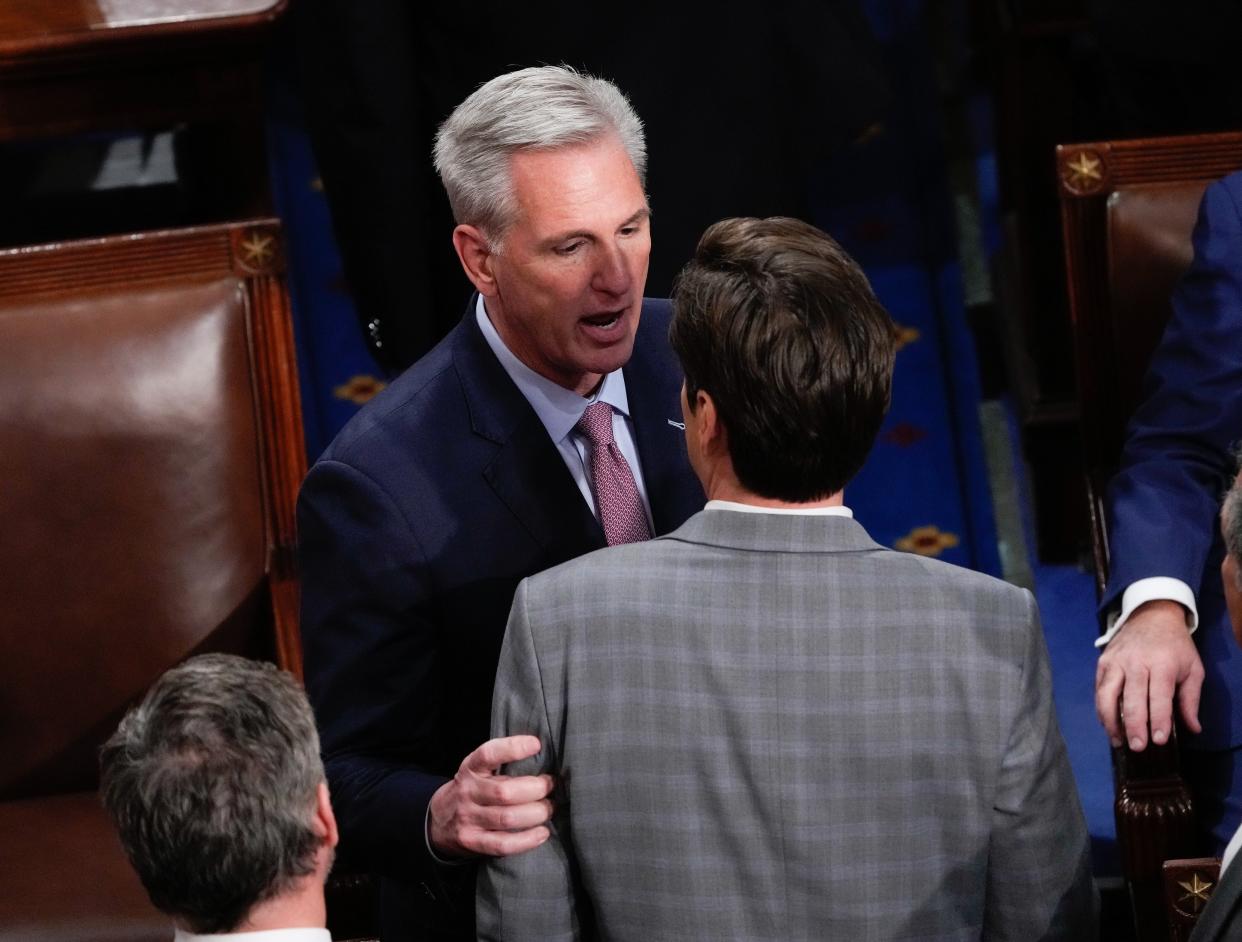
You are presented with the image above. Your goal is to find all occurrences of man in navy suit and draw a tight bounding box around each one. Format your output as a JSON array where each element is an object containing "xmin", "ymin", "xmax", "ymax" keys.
[
  {"xmin": 296, "ymin": 66, "xmax": 703, "ymax": 938},
  {"xmin": 1096, "ymin": 170, "xmax": 1242, "ymax": 851}
]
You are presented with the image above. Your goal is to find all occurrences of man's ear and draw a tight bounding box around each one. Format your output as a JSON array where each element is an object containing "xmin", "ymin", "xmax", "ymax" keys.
[
  {"xmin": 315, "ymin": 782, "xmax": 339, "ymax": 850},
  {"xmin": 451, "ymin": 225, "xmax": 497, "ymax": 296},
  {"xmin": 696, "ymin": 389, "xmax": 727, "ymax": 456}
]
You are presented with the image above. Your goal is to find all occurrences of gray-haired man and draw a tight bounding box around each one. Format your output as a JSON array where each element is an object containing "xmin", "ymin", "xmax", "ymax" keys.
[
  {"xmin": 297, "ymin": 65, "xmax": 702, "ymax": 938},
  {"xmin": 99, "ymin": 654, "xmax": 338, "ymax": 940},
  {"xmin": 1187, "ymin": 466, "xmax": 1242, "ymax": 941}
]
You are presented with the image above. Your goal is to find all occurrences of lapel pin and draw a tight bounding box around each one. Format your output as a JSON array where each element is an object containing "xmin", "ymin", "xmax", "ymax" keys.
[{"xmin": 667, "ymin": 419, "xmax": 685, "ymax": 430}]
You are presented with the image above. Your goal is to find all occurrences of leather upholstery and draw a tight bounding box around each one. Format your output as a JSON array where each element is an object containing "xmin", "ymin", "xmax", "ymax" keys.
[
  {"xmin": 0, "ymin": 278, "xmax": 269, "ymax": 802},
  {"xmin": 0, "ymin": 793, "xmax": 169, "ymax": 942},
  {"xmin": 0, "ymin": 220, "xmax": 305, "ymax": 942},
  {"xmin": 1105, "ymin": 181, "xmax": 1208, "ymax": 425}
]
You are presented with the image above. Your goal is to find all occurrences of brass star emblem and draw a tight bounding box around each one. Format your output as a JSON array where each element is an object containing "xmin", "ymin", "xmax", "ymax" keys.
[
  {"xmin": 893, "ymin": 324, "xmax": 921, "ymax": 352},
  {"xmin": 1065, "ymin": 151, "xmax": 1103, "ymax": 189},
  {"xmin": 240, "ymin": 233, "xmax": 275, "ymax": 267},
  {"xmin": 1178, "ymin": 874, "xmax": 1214, "ymax": 912}
]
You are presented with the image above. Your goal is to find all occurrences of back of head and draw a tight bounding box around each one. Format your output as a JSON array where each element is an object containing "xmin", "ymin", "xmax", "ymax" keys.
[
  {"xmin": 1225, "ymin": 461, "xmax": 1242, "ymax": 572},
  {"xmin": 670, "ymin": 216, "xmax": 896, "ymax": 501},
  {"xmin": 99, "ymin": 654, "xmax": 324, "ymax": 934},
  {"xmin": 433, "ymin": 64, "xmax": 646, "ymax": 243}
]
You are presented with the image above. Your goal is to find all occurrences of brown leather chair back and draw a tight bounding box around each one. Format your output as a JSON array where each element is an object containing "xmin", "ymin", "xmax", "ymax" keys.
[
  {"xmin": 1105, "ymin": 183, "xmax": 1206, "ymax": 433},
  {"xmin": 0, "ymin": 220, "xmax": 305, "ymax": 802}
]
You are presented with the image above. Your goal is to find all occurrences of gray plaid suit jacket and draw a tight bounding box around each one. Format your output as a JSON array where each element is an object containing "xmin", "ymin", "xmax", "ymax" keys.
[{"xmin": 478, "ymin": 508, "xmax": 1097, "ymax": 941}]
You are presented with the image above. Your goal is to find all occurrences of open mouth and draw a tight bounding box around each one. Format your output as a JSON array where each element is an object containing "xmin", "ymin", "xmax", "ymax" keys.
[{"xmin": 581, "ymin": 311, "xmax": 623, "ymax": 330}]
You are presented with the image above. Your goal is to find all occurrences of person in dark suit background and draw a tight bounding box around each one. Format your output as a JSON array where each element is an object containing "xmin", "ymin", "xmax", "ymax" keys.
[
  {"xmin": 1188, "ymin": 461, "xmax": 1242, "ymax": 941},
  {"xmin": 1095, "ymin": 172, "xmax": 1242, "ymax": 853},
  {"xmin": 297, "ymin": 65, "xmax": 703, "ymax": 940},
  {"xmin": 295, "ymin": 1, "xmax": 889, "ymax": 373}
]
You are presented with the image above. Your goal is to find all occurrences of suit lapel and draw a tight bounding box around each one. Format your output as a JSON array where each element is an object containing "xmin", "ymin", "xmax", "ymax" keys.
[
  {"xmin": 452, "ymin": 303, "xmax": 605, "ymax": 556},
  {"xmin": 1191, "ymin": 860, "xmax": 1242, "ymax": 941}
]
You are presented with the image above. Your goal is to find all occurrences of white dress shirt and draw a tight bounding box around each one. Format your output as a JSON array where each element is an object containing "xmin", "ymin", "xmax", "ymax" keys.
[
  {"xmin": 174, "ymin": 928, "xmax": 330, "ymax": 942},
  {"xmin": 1222, "ymin": 822, "xmax": 1242, "ymax": 877},
  {"xmin": 705, "ymin": 499, "xmax": 853, "ymax": 517},
  {"xmin": 476, "ymin": 297, "xmax": 653, "ymax": 529},
  {"xmin": 1096, "ymin": 577, "xmax": 1199, "ymax": 648}
]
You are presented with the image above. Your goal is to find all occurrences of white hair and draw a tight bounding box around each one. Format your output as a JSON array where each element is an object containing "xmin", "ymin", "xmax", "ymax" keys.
[
  {"xmin": 433, "ymin": 65, "xmax": 646, "ymax": 246},
  {"xmin": 1226, "ymin": 445, "xmax": 1242, "ymax": 589}
]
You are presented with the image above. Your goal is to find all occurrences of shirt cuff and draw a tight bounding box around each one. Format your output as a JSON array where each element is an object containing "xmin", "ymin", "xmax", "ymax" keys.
[
  {"xmin": 424, "ymin": 805, "xmax": 467, "ymax": 867},
  {"xmin": 1096, "ymin": 577, "xmax": 1199, "ymax": 648}
]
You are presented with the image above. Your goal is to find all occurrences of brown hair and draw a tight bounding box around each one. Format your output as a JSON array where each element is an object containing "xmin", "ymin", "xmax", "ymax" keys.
[{"xmin": 670, "ymin": 216, "xmax": 895, "ymax": 501}]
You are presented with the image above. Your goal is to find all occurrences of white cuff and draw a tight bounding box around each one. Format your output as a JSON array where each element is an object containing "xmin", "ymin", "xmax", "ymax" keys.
[{"xmin": 1096, "ymin": 577, "xmax": 1199, "ymax": 648}]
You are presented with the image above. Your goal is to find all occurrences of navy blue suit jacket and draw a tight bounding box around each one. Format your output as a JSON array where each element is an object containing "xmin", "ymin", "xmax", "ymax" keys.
[
  {"xmin": 298, "ymin": 298, "xmax": 704, "ymax": 883},
  {"xmin": 1102, "ymin": 172, "xmax": 1242, "ymax": 750}
]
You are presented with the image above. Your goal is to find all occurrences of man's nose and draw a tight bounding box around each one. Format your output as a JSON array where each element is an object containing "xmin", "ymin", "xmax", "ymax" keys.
[{"xmin": 592, "ymin": 243, "xmax": 632, "ymax": 297}]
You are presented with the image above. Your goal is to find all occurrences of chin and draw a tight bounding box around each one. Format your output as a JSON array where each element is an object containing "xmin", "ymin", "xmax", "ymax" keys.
[{"xmin": 592, "ymin": 343, "xmax": 636, "ymax": 377}]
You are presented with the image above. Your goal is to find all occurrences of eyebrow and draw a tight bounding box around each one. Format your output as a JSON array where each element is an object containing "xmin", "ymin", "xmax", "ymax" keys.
[{"xmin": 541, "ymin": 207, "xmax": 651, "ymax": 249}]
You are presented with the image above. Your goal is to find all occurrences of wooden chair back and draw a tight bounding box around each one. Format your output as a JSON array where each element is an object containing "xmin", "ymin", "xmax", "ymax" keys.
[{"xmin": 0, "ymin": 220, "xmax": 305, "ymax": 941}]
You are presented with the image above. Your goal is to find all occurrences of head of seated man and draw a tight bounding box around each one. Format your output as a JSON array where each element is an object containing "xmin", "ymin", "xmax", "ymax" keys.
[
  {"xmin": 1223, "ymin": 462, "xmax": 1242, "ymax": 643},
  {"xmin": 99, "ymin": 653, "xmax": 337, "ymax": 938}
]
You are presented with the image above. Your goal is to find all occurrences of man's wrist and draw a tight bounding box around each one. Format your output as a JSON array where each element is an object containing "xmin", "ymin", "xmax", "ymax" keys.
[
  {"xmin": 424, "ymin": 805, "xmax": 468, "ymax": 866},
  {"xmin": 1097, "ymin": 577, "xmax": 1198, "ymax": 649}
]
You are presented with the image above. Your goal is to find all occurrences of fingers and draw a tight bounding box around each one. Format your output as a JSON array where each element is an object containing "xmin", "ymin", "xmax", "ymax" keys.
[
  {"xmin": 1178, "ymin": 661, "xmax": 1205, "ymax": 735},
  {"xmin": 1147, "ymin": 668, "xmax": 1175, "ymax": 746},
  {"xmin": 469, "ymin": 796, "xmax": 556, "ymax": 833},
  {"xmin": 1121, "ymin": 666, "xmax": 1151, "ymax": 751},
  {"xmin": 429, "ymin": 736, "xmax": 555, "ymax": 860},
  {"xmin": 458, "ymin": 824, "xmax": 550, "ymax": 857},
  {"xmin": 1095, "ymin": 661, "xmax": 1124, "ymax": 747},
  {"xmin": 475, "ymin": 772, "xmax": 555, "ymax": 806},
  {"xmin": 465, "ymin": 734, "xmax": 543, "ymax": 773}
]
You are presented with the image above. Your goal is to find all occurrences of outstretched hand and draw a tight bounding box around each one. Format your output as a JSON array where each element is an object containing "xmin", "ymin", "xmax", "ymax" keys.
[
  {"xmin": 428, "ymin": 735, "xmax": 554, "ymax": 859},
  {"xmin": 1096, "ymin": 600, "xmax": 1204, "ymax": 750}
]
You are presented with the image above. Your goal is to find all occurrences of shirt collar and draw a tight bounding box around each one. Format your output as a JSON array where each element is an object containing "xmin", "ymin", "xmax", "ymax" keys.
[
  {"xmin": 704, "ymin": 499, "xmax": 854, "ymax": 518},
  {"xmin": 475, "ymin": 296, "xmax": 630, "ymax": 443},
  {"xmin": 174, "ymin": 928, "xmax": 331, "ymax": 942}
]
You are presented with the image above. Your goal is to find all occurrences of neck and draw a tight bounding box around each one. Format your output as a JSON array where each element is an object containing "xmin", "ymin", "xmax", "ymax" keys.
[
  {"xmin": 705, "ymin": 474, "xmax": 843, "ymax": 510},
  {"xmin": 188, "ymin": 876, "xmax": 326, "ymax": 936}
]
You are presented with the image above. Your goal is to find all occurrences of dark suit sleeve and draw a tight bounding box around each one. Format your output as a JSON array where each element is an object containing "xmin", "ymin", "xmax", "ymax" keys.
[
  {"xmin": 477, "ymin": 579, "xmax": 583, "ymax": 942},
  {"xmin": 985, "ymin": 591, "xmax": 1098, "ymax": 940},
  {"xmin": 1102, "ymin": 177, "xmax": 1242, "ymax": 614},
  {"xmin": 298, "ymin": 458, "xmax": 448, "ymax": 878}
]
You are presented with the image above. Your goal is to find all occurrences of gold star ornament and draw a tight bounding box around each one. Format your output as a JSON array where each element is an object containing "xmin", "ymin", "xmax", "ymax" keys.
[
  {"xmin": 1177, "ymin": 873, "xmax": 1214, "ymax": 912},
  {"xmin": 1063, "ymin": 150, "xmax": 1105, "ymax": 195},
  {"xmin": 240, "ymin": 233, "xmax": 275, "ymax": 267}
]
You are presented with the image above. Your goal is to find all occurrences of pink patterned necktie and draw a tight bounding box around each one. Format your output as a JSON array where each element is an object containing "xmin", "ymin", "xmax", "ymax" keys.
[{"xmin": 575, "ymin": 401, "xmax": 652, "ymax": 545}]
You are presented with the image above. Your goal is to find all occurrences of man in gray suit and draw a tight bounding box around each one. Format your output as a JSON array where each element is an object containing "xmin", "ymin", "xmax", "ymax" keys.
[{"xmin": 479, "ymin": 216, "xmax": 1097, "ymax": 941}]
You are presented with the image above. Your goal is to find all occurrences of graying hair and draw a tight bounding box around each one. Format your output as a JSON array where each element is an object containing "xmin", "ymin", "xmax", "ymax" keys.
[
  {"xmin": 99, "ymin": 654, "xmax": 324, "ymax": 935},
  {"xmin": 1225, "ymin": 445, "xmax": 1242, "ymax": 589},
  {"xmin": 433, "ymin": 64, "xmax": 646, "ymax": 245}
]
